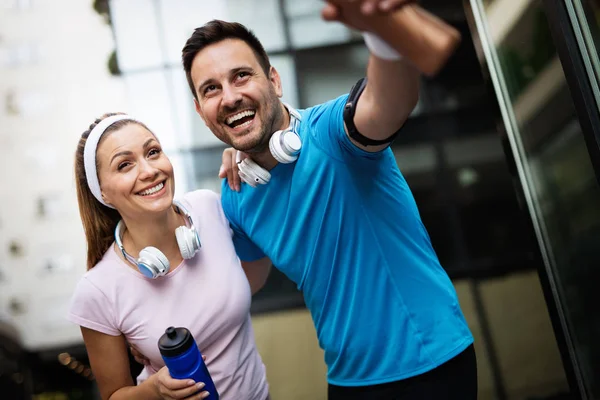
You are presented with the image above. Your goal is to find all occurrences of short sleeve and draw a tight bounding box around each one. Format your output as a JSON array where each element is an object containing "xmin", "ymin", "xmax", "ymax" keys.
[
  {"xmin": 306, "ymin": 93, "xmax": 388, "ymax": 160},
  {"xmin": 213, "ymin": 192, "xmax": 234, "ymax": 237},
  {"xmin": 68, "ymin": 276, "xmax": 120, "ymax": 336},
  {"xmin": 181, "ymin": 189, "xmax": 233, "ymax": 236},
  {"xmin": 220, "ymin": 180, "xmax": 266, "ymax": 262}
]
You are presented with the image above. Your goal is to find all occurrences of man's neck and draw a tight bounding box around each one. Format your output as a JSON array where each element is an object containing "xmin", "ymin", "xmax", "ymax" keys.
[
  {"xmin": 250, "ymin": 102, "xmax": 290, "ymax": 171},
  {"xmin": 250, "ymin": 151, "xmax": 278, "ymax": 171}
]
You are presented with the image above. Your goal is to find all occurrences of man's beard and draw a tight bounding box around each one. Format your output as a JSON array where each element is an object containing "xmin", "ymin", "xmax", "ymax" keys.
[
  {"xmin": 242, "ymin": 126, "xmax": 271, "ymax": 154},
  {"xmin": 232, "ymin": 96, "xmax": 281, "ymax": 154}
]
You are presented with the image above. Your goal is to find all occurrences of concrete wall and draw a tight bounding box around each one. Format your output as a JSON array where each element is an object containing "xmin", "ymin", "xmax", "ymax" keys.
[{"xmin": 0, "ymin": 0, "xmax": 127, "ymax": 351}]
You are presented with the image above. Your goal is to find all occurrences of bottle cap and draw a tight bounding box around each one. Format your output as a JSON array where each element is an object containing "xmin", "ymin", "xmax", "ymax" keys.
[{"xmin": 158, "ymin": 326, "xmax": 195, "ymax": 358}]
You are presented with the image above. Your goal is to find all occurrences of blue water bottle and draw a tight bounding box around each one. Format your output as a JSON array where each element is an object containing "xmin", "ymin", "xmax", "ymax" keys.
[{"xmin": 158, "ymin": 326, "xmax": 219, "ymax": 400}]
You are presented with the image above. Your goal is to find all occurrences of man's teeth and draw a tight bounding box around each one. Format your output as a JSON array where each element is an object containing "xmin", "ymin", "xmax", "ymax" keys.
[
  {"xmin": 226, "ymin": 110, "xmax": 255, "ymax": 125},
  {"xmin": 139, "ymin": 182, "xmax": 164, "ymax": 196},
  {"xmin": 236, "ymin": 120, "xmax": 252, "ymax": 129}
]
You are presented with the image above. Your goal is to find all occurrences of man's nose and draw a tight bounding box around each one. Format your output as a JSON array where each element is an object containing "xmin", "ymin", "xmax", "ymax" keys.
[{"xmin": 222, "ymin": 85, "xmax": 243, "ymax": 108}]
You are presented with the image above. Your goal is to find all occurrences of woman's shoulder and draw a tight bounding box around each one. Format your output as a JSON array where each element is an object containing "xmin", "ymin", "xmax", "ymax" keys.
[
  {"xmin": 181, "ymin": 189, "xmax": 220, "ymax": 205},
  {"xmin": 178, "ymin": 189, "xmax": 230, "ymax": 232},
  {"xmin": 179, "ymin": 190, "xmax": 223, "ymax": 217},
  {"xmin": 69, "ymin": 250, "xmax": 124, "ymax": 336},
  {"xmin": 80, "ymin": 246, "xmax": 124, "ymax": 285}
]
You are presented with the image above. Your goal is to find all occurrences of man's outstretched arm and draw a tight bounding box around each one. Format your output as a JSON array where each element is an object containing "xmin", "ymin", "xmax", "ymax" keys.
[{"xmin": 323, "ymin": 1, "xmax": 420, "ymax": 152}]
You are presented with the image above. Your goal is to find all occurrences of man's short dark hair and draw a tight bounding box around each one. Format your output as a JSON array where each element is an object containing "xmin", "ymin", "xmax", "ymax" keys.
[{"xmin": 182, "ymin": 20, "xmax": 271, "ymax": 100}]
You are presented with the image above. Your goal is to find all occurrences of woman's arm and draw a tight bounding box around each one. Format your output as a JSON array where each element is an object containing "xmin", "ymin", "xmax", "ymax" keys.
[
  {"xmin": 81, "ymin": 327, "xmax": 206, "ymax": 400},
  {"xmin": 241, "ymin": 257, "xmax": 272, "ymax": 295}
]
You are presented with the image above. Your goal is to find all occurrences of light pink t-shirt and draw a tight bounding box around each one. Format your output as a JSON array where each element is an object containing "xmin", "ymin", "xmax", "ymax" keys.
[{"xmin": 68, "ymin": 190, "xmax": 268, "ymax": 400}]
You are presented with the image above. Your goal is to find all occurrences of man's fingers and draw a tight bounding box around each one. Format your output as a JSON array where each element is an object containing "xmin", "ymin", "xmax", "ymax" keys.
[
  {"xmin": 379, "ymin": 0, "xmax": 417, "ymax": 12},
  {"xmin": 361, "ymin": 0, "xmax": 378, "ymax": 15},
  {"xmin": 321, "ymin": 2, "xmax": 341, "ymax": 21},
  {"xmin": 232, "ymin": 151, "xmax": 242, "ymax": 192},
  {"xmin": 379, "ymin": 0, "xmax": 395, "ymax": 11},
  {"xmin": 220, "ymin": 150, "xmax": 232, "ymax": 179},
  {"xmin": 228, "ymin": 151, "xmax": 237, "ymax": 191},
  {"xmin": 232, "ymin": 156, "xmax": 242, "ymax": 192},
  {"xmin": 220, "ymin": 148, "xmax": 239, "ymax": 191}
]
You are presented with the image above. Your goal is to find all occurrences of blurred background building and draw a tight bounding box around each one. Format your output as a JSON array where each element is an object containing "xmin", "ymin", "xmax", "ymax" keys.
[{"xmin": 0, "ymin": 0, "xmax": 599, "ymax": 399}]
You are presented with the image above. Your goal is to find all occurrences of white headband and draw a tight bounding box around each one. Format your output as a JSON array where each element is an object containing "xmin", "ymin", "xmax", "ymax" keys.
[{"xmin": 83, "ymin": 114, "xmax": 139, "ymax": 208}]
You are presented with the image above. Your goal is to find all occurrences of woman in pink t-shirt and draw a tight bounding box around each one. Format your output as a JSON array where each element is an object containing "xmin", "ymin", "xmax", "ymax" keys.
[{"xmin": 68, "ymin": 113, "xmax": 270, "ymax": 400}]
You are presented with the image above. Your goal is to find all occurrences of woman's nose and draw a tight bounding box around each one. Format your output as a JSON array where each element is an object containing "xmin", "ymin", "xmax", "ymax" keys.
[{"xmin": 139, "ymin": 159, "xmax": 159, "ymax": 180}]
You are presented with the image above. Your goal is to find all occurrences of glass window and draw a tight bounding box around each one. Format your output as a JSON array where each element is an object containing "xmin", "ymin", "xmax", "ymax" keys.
[
  {"xmin": 470, "ymin": 0, "xmax": 600, "ymax": 395},
  {"xmin": 158, "ymin": 0, "xmax": 228, "ymax": 64},
  {"xmin": 270, "ymin": 54, "xmax": 299, "ymax": 107},
  {"xmin": 295, "ymin": 43, "xmax": 367, "ymax": 107},
  {"xmin": 567, "ymin": 0, "xmax": 600, "ymax": 108},
  {"xmin": 226, "ymin": 0, "xmax": 287, "ymax": 53},
  {"xmin": 284, "ymin": 0, "xmax": 354, "ymax": 50},
  {"xmin": 110, "ymin": 0, "xmax": 164, "ymax": 71},
  {"xmin": 122, "ymin": 69, "xmax": 179, "ymax": 150}
]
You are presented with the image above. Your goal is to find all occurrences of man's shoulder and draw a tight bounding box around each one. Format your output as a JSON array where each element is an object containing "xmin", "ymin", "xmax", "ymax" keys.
[
  {"xmin": 220, "ymin": 179, "xmax": 238, "ymax": 201},
  {"xmin": 300, "ymin": 94, "xmax": 349, "ymax": 124},
  {"xmin": 219, "ymin": 180, "xmax": 243, "ymax": 220}
]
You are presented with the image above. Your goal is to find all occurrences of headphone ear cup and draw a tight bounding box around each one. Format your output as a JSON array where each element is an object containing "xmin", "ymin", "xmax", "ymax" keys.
[
  {"xmin": 175, "ymin": 226, "xmax": 200, "ymax": 259},
  {"xmin": 270, "ymin": 130, "xmax": 301, "ymax": 164},
  {"xmin": 138, "ymin": 246, "xmax": 170, "ymax": 278},
  {"xmin": 238, "ymin": 158, "xmax": 271, "ymax": 187}
]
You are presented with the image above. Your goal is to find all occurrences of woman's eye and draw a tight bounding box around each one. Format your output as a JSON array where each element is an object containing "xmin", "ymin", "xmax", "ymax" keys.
[
  {"xmin": 149, "ymin": 148, "xmax": 161, "ymax": 157},
  {"xmin": 117, "ymin": 162, "xmax": 130, "ymax": 171}
]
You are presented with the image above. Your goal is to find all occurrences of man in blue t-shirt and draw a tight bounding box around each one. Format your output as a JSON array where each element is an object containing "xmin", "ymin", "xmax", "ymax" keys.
[{"xmin": 181, "ymin": 2, "xmax": 477, "ymax": 399}]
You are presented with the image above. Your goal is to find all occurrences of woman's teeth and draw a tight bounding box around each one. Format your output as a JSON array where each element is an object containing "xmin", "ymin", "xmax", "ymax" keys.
[{"xmin": 139, "ymin": 182, "xmax": 164, "ymax": 196}]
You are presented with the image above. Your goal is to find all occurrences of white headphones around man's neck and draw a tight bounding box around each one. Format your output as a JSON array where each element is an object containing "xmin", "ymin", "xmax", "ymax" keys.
[
  {"xmin": 236, "ymin": 103, "xmax": 302, "ymax": 188},
  {"xmin": 114, "ymin": 200, "xmax": 201, "ymax": 279}
]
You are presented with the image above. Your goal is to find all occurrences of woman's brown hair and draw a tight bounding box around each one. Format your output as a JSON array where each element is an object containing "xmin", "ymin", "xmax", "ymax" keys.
[{"xmin": 74, "ymin": 113, "xmax": 147, "ymax": 269}]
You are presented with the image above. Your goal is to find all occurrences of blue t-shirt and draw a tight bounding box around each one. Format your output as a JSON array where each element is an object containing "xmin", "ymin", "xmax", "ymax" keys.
[{"xmin": 221, "ymin": 94, "xmax": 473, "ymax": 386}]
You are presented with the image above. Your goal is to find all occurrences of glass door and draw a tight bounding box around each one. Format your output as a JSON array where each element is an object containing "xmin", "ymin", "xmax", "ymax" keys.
[{"xmin": 465, "ymin": 0, "xmax": 600, "ymax": 397}]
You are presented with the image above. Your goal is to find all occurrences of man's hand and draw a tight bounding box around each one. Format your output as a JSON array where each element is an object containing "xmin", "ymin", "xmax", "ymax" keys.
[
  {"xmin": 219, "ymin": 147, "xmax": 242, "ymax": 192},
  {"xmin": 362, "ymin": 0, "xmax": 417, "ymax": 14},
  {"xmin": 322, "ymin": 0, "xmax": 421, "ymax": 151},
  {"xmin": 322, "ymin": 0, "xmax": 416, "ymax": 29}
]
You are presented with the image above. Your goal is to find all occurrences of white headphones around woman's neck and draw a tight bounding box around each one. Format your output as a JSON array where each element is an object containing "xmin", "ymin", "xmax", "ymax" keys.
[
  {"xmin": 114, "ymin": 200, "xmax": 201, "ymax": 278},
  {"xmin": 236, "ymin": 103, "xmax": 302, "ymax": 188}
]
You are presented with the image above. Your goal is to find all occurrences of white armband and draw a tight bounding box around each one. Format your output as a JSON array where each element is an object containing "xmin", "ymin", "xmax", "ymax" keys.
[{"xmin": 362, "ymin": 32, "xmax": 402, "ymax": 61}]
